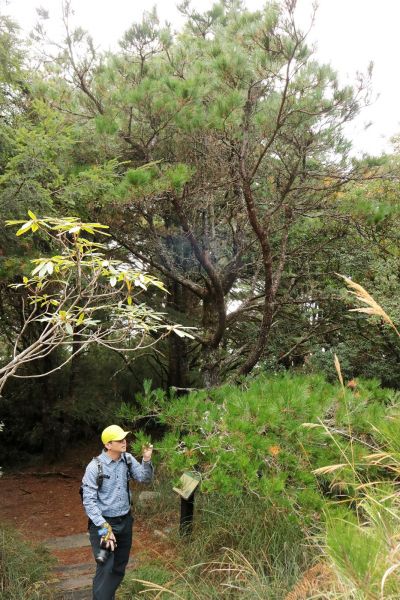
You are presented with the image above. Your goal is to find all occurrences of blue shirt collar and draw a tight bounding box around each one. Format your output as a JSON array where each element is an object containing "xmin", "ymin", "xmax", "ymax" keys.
[{"xmin": 100, "ymin": 449, "xmax": 124, "ymax": 464}]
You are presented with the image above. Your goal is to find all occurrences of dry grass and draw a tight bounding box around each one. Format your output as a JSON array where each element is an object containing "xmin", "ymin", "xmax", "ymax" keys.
[
  {"xmin": 334, "ymin": 353, "xmax": 344, "ymax": 389},
  {"xmin": 284, "ymin": 562, "xmax": 340, "ymax": 600},
  {"xmin": 338, "ymin": 274, "xmax": 400, "ymax": 338}
]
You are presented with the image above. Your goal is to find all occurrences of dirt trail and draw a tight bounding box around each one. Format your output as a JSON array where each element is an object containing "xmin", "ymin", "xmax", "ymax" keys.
[{"xmin": 0, "ymin": 446, "xmax": 177, "ymax": 599}]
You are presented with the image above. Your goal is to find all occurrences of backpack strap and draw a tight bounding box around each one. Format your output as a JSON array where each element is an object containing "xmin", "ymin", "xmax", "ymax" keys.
[
  {"xmin": 94, "ymin": 457, "xmax": 104, "ymax": 489},
  {"xmin": 122, "ymin": 453, "xmax": 134, "ymax": 501},
  {"xmin": 79, "ymin": 456, "xmax": 107, "ymax": 504}
]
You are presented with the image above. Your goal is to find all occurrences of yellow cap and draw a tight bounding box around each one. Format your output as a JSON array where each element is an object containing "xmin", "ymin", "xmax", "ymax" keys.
[{"xmin": 101, "ymin": 425, "xmax": 131, "ymax": 444}]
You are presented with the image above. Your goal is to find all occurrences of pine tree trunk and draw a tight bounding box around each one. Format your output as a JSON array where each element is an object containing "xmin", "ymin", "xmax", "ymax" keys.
[
  {"xmin": 201, "ymin": 296, "xmax": 222, "ymax": 388},
  {"xmin": 166, "ymin": 280, "xmax": 190, "ymax": 388}
]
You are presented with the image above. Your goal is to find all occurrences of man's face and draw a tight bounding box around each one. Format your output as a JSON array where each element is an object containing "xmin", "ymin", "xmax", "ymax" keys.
[{"xmin": 107, "ymin": 438, "xmax": 127, "ymax": 451}]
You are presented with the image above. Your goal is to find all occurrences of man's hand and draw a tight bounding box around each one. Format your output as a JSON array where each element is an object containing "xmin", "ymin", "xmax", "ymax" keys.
[
  {"xmin": 98, "ymin": 522, "xmax": 117, "ymax": 551},
  {"xmin": 142, "ymin": 443, "xmax": 153, "ymax": 462},
  {"xmin": 102, "ymin": 530, "xmax": 117, "ymax": 551}
]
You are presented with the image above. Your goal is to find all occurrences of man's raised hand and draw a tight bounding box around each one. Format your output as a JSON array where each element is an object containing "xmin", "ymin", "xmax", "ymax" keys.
[{"xmin": 142, "ymin": 443, "xmax": 153, "ymax": 462}]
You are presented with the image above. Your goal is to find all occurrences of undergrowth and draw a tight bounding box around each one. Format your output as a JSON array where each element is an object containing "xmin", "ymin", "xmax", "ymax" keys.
[
  {"xmin": 0, "ymin": 523, "xmax": 55, "ymax": 599},
  {"xmin": 121, "ymin": 372, "xmax": 400, "ymax": 599}
]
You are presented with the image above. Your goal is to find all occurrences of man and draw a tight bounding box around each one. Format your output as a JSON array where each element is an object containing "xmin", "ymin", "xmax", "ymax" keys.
[{"xmin": 82, "ymin": 424, "xmax": 153, "ymax": 600}]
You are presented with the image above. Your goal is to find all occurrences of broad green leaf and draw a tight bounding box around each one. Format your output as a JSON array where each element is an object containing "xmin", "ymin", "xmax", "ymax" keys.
[
  {"xmin": 87, "ymin": 223, "xmax": 109, "ymax": 229},
  {"xmin": 16, "ymin": 221, "xmax": 33, "ymax": 236},
  {"xmin": 31, "ymin": 262, "xmax": 45, "ymax": 276},
  {"xmin": 38, "ymin": 265, "xmax": 48, "ymax": 278},
  {"xmin": 173, "ymin": 327, "xmax": 195, "ymax": 339},
  {"xmin": 134, "ymin": 279, "xmax": 147, "ymax": 290}
]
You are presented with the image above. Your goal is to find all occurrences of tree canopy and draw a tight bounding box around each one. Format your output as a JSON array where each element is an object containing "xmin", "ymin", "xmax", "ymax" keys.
[{"xmin": 0, "ymin": 0, "xmax": 399, "ymax": 457}]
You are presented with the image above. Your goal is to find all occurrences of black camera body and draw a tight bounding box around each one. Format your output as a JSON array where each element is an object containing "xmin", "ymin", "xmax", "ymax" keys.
[{"xmin": 95, "ymin": 539, "xmax": 111, "ymax": 565}]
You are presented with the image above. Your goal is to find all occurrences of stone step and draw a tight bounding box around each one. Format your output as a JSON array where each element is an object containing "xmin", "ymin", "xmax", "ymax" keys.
[
  {"xmin": 44, "ymin": 533, "xmax": 90, "ymax": 550},
  {"xmin": 55, "ymin": 589, "xmax": 92, "ymax": 600},
  {"xmin": 53, "ymin": 557, "xmax": 137, "ymax": 596},
  {"xmin": 54, "ymin": 562, "xmax": 93, "ymax": 575},
  {"xmin": 57, "ymin": 572, "xmax": 93, "ymax": 592},
  {"xmin": 53, "ymin": 562, "xmax": 93, "ymax": 594},
  {"xmin": 44, "ymin": 531, "xmax": 139, "ymax": 597}
]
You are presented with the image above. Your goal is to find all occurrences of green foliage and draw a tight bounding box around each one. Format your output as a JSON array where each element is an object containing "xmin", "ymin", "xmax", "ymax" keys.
[
  {"xmin": 164, "ymin": 164, "xmax": 194, "ymax": 193},
  {"xmin": 186, "ymin": 492, "xmax": 311, "ymax": 574},
  {"xmin": 62, "ymin": 160, "xmax": 122, "ymax": 211},
  {"xmin": 0, "ymin": 2, "xmax": 399, "ymax": 573},
  {"xmin": 123, "ymin": 163, "xmax": 195, "ymax": 198},
  {"xmin": 120, "ymin": 563, "xmax": 176, "ymax": 598},
  {"xmin": 310, "ymin": 294, "xmax": 400, "ymax": 597},
  {"xmin": 122, "ymin": 482, "xmax": 314, "ymax": 599},
  {"xmin": 0, "ymin": 13, "xmax": 27, "ymax": 120},
  {"xmin": 117, "ymin": 372, "xmax": 400, "ymax": 599},
  {"xmin": 126, "ymin": 167, "xmax": 156, "ymax": 187},
  {"xmin": 94, "ymin": 114, "xmax": 119, "ymax": 135},
  {"xmin": 0, "ymin": 523, "xmax": 55, "ymax": 599},
  {"xmin": 0, "ymin": 100, "xmax": 73, "ymax": 198},
  {"xmin": 0, "ymin": 212, "xmax": 195, "ymax": 445},
  {"xmin": 325, "ymin": 506, "xmax": 398, "ymax": 598},
  {"xmin": 0, "ymin": 346, "xmax": 167, "ymax": 465},
  {"xmin": 120, "ymin": 374, "xmax": 400, "ymax": 598},
  {"xmin": 4, "ymin": 213, "xmax": 176, "ymax": 336},
  {"xmin": 122, "ymin": 375, "xmax": 396, "ymax": 522},
  {"xmin": 16, "ymin": 0, "xmax": 376, "ymax": 388},
  {"xmin": 338, "ymin": 174, "xmax": 400, "ymax": 225},
  {"xmin": 1, "ymin": 0, "xmax": 388, "ymax": 393},
  {"xmin": 323, "ymin": 461, "xmax": 400, "ymax": 598}
]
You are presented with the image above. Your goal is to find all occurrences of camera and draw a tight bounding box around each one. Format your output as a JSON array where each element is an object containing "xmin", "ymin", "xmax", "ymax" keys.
[{"xmin": 95, "ymin": 539, "xmax": 111, "ymax": 565}]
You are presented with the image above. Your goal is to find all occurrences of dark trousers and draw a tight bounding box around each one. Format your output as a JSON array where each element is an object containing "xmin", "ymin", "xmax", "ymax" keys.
[{"xmin": 89, "ymin": 513, "xmax": 133, "ymax": 600}]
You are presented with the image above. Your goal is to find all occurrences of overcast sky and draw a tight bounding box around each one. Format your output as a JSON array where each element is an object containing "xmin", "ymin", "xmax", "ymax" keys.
[{"xmin": 3, "ymin": 0, "xmax": 400, "ymax": 156}]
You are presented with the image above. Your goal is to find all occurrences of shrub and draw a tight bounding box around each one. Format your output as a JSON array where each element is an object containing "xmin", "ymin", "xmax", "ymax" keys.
[
  {"xmin": 129, "ymin": 373, "xmax": 396, "ymax": 517},
  {"xmin": 123, "ymin": 372, "xmax": 400, "ymax": 598}
]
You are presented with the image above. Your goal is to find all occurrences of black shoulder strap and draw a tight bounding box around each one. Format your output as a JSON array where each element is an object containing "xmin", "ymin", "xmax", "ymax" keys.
[
  {"xmin": 94, "ymin": 457, "xmax": 104, "ymax": 489},
  {"xmin": 79, "ymin": 457, "xmax": 104, "ymax": 502},
  {"xmin": 123, "ymin": 453, "xmax": 134, "ymax": 475},
  {"xmin": 123, "ymin": 453, "xmax": 133, "ymax": 497}
]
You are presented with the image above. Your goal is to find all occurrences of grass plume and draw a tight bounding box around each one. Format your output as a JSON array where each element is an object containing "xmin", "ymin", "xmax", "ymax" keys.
[{"xmin": 338, "ymin": 274, "xmax": 400, "ymax": 338}]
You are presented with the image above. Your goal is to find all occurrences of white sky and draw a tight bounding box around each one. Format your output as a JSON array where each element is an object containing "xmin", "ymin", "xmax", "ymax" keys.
[{"xmin": 3, "ymin": 0, "xmax": 400, "ymax": 155}]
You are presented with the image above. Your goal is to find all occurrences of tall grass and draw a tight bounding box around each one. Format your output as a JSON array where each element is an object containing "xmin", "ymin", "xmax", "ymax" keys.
[
  {"xmin": 316, "ymin": 278, "xmax": 400, "ymax": 599},
  {"xmin": 0, "ymin": 523, "xmax": 55, "ymax": 600},
  {"xmin": 122, "ymin": 492, "xmax": 318, "ymax": 599},
  {"xmin": 316, "ymin": 420, "xmax": 400, "ymax": 599}
]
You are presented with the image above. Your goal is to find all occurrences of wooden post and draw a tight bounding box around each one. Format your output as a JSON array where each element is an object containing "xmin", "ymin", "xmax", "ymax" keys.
[
  {"xmin": 180, "ymin": 491, "xmax": 195, "ymax": 536},
  {"xmin": 173, "ymin": 472, "xmax": 201, "ymax": 537}
]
